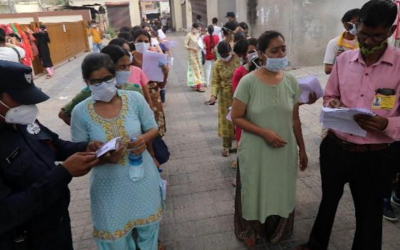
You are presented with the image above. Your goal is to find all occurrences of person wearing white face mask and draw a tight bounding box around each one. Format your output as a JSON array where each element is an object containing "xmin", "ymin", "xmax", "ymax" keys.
[
  {"xmin": 205, "ymin": 41, "xmax": 240, "ymax": 157},
  {"xmin": 323, "ymin": 8, "xmax": 360, "ymax": 74},
  {"xmin": 70, "ymin": 53, "xmax": 162, "ymax": 250},
  {"xmin": 58, "ymin": 45, "xmax": 146, "ymax": 126},
  {"xmin": 231, "ymin": 31, "xmax": 308, "ymax": 248},
  {"xmin": 0, "ymin": 60, "xmax": 121, "ymax": 250},
  {"xmin": 184, "ymin": 23, "xmax": 206, "ymax": 92}
]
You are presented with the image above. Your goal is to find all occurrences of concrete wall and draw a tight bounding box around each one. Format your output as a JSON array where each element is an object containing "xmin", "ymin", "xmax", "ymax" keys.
[
  {"xmin": 218, "ymin": 0, "xmax": 236, "ymax": 26},
  {"xmin": 14, "ymin": 3, "xmax": 41, "ymax": 13},
  {"xmin": 250, "ymin": 0, "xmax": 369, "ymax": 66}
]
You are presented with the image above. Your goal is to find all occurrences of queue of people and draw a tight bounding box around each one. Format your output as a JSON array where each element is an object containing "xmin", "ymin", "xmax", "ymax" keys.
[{"xmin": 0, "ymin": 0, "xmax": 400, "ymax": 249}]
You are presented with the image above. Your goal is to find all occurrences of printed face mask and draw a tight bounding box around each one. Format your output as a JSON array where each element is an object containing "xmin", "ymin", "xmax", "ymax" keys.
[
  {"xmin": 359, "ymin": 40, "xmax": 388, "ymax": 56},
  {"xmin": 0, "ymin": 101, "xmax": 38, "ymax": 125},
  {"xmin": 135, "ymin": 43, "xmax": 150, "ymax": 53},
  {"xmin": 263, "ymin": 54, "xmax": 289, "ymax": 72},
  {"xmin": 115, "ymin": 70, "xmax": 130, "ymax": 87},
  {"xmin": 89, "ymin": 78, "xmax": 117, "ymax": 102}
]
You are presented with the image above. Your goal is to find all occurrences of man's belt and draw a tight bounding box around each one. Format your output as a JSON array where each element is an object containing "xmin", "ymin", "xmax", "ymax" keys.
[{"xmin": 327, "ymin": 131, "xmax": 397, "ymax": 153}]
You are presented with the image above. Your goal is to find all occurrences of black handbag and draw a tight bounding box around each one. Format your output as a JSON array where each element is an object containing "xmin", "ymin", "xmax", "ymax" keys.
[
  {"xmin": 201, "ymin": 51, "xmax": 206, "ymax": 65},
  {"xmin": 152, "ymin": 136, "xmax": 170, "ymax": 165}
]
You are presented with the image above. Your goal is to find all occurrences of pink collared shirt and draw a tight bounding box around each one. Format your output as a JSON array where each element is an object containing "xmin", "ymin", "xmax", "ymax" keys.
[{"xmin": 324, "ymin": 45, "xmax": 400, "ymax": 144}]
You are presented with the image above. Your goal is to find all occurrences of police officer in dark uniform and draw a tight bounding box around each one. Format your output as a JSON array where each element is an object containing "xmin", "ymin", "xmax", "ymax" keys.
[{"xmin": 0, "ymin": 60, "xmax": 114, "ymax": 250}]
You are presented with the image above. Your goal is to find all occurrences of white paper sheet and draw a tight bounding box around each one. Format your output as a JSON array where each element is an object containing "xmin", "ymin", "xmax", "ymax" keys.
[
  {"xmin": 320, "ymin": 108, "xmax": 375, "ymax": 137},
  {"xmin": 96, "ymin": 137, "xmax": 121, "ymax": 158},
  {"xmin": 142, "ymin": 51, "xmax": 168, "ymax": 82},
  {"xmin": 164, "ymin": 40, "xmax": 177, "ymax": 49},
  {"xmin": 197, "ymin": 38, "xmax": 205, "ymax": 50},
  {"xmin": 158, "ymin": 29, "xmax": 166, "ymax": 40},
  {"xmin": 298, "ymin": 75, "xmax": 324, "ymax": 103}
]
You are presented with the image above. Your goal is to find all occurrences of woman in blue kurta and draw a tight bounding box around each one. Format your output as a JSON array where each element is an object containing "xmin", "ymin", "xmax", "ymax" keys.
[{"xmin": 70, "ymin": 53, "xmax": 162, "ymax": 250}]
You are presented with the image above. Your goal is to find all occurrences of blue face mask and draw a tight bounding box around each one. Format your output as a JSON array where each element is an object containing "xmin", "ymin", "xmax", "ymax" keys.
[
  {"xmin": 263, "ymin": 54, "xmax": 288, "ymax": 72},
  {"xmin": 115, "ymin": 70, "xmax": 130, "ymax": 87}
]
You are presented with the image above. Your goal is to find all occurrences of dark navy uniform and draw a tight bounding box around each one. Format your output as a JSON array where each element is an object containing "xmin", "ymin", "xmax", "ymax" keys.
[{"xmin": 0, "ymin": 61, "xmax": 88, "ymax": 250}]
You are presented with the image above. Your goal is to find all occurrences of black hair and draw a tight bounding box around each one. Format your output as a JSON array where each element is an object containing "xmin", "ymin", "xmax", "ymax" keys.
[
  {"xmin": 217, "ymin": 40, "xmax": 231, "ymax": 54},
  {"xmin": 239, "ymin": 22, "xmax": 249, "ymax": 32},
  {"xmin": 8, "ymin": 33, "xmax": 21, "ymax": 42},
  {"xmin": 101, "ymin": 45, "xmax": 129, "ymax": 65},
  {"xmin": 359, "ymin": 0, "xmax": 397, "ymax": 28},
  {"xmin": 0, "ymin": 28, "xmax": 5, "ymax": 43},
  {"xmin": 257, "ymin": 30, "xmax": 285, "ymax": 52},
  {"xmin": 212, "ymin": 17, "xmax": 218, "ymax": 24},
  {"xmin": 141, "ymin": 23, "xmax": 150, "ymax": 29},
  {"xmin": 233, "ymin": 40, "xmax": 248, "ymax": 55},
  {"xmin": 222, "ymin": 21, "xmax": 238, "ymax": 36},
  {"xmin": 192, "ymin": 23, "xmax": 200, "ymax": 29},
  {"xmin": 234, "ymin": 32, "xmax": 246, "ymax": 43},
  {"xmin": 109, "ymin": 38, "xmax": 128, "ymax": 48},
  {"xmin": 132, "ymin": 25, "xmax": 142, "ymax": 32},
  {"xmin": 81, "ymin": 53, "xmax": 115, "ymax": 80},
  {"xmin": 151, "ymin": 25, "xmax": 159, "ymax": 32},
  {"xmin": 132, "ymin": 29, "xmax": 151, "ymax": 42},
  {"xmin": 197, "ymin": 15, "xmax": 202, "ymax": 20},
  {"xmin": 119, "ymin": 26, "xmax": 131, "ymax": 33},
  {"xmin": 117, "ymin": 32, "xmax": 132, "ymax": 42},
  {"xmin": 207, "ymin": 25, "xmax": 215, "ymax": 49},
  {"xmin": 341, "ymin": 9, "xmax": 360, "ymax": 23},
  {"xmin": 247, "ymin": 38, "xmax": 258, "ymax": 47}
]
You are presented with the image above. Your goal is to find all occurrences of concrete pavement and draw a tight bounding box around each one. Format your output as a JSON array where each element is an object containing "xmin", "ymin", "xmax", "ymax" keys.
[{"xmin": 33, "ymin": 33, "xmax": 400, "ymax": 250}]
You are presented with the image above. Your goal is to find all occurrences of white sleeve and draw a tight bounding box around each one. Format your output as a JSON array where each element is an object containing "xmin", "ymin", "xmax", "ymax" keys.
[
  {"xmin": 323, "ymin": 39, "xmax": 338, "ymax": 65},
  {"xmin": 15, "ymin": 46, "xmax": 25, "ymax": 58}
]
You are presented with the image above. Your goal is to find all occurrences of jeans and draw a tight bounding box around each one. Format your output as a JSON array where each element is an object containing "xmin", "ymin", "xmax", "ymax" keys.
[
  {"xmin": 93, "ymin": 43, "xmax": 103, "ymax": 53},
  {"xmin": 204, "ymin": 60, "xmax": 214, "ymax": 87}
]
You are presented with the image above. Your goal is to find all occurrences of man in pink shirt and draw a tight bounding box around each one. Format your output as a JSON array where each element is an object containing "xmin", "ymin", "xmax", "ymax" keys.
[{"xmin": 298, "ymin": 1, "xmax": 400, "ymax": 250}]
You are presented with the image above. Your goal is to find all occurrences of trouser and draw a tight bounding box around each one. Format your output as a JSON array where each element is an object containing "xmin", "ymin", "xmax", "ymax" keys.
[
  {"xmin": 93, "ymin": 43, "xmax": 103, "ymax": 53},
  {"xmin": 25, "ymin": 212, "xmax": 73, "ymax": 250},
  {"xmin": 97, "ymin": 221, "xmax": 160, "ymax": 250},
  {"xmin": 204, "ymin": 60, "xmax": 214, "ymax": 87},
  {"xmin": 307, "ymin": 135, "xmax": 399, "ymax": 250},
  {"xmin": 223, "ymin": 137, "xmax": 232, "ymax": 149}
]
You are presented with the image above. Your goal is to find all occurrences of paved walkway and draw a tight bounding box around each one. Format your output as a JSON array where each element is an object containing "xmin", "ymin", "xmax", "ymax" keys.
[{"xmin": 34, "ymin": 33, "xmax": 400, "ymax": 250}]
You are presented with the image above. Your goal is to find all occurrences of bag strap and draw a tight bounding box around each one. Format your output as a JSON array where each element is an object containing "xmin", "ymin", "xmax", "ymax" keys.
[{"xmin": 10, "ymin": 47, "xmax": 22, "ymax": 64}]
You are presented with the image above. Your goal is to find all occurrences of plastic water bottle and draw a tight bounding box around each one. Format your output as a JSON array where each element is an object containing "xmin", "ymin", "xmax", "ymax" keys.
[{"xmin": 128, "ymin": 137, "xmax": 144, "ymax": 182}]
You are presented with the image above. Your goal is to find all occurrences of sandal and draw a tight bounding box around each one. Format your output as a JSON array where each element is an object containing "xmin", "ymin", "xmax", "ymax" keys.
[
  {"xmin": 158, "ymin": 240, "xmax": 165, "ymax": 250},
  {"xmin": 222, "ymin": 148, "xmax": 230, "ymax": 157},
  {"xmin": 231, "ymin": 160, "xmax": 237, "ymax": 169},
  {"xmin": 204, "ymin": 100, "xmax": 216, "ymax": 105},
  {"xmin": 196, "ymin": 88, "xmax": 205, "ymax": 92}
]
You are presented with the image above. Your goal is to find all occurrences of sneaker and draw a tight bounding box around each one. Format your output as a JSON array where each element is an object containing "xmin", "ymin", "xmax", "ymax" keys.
[
  {"xmin": 383, "ymin": 198, "xmax": 398, "ymax": 221},
  {"xmin": 391, "ymin": 194, "xmax": 400, "ymax": 207}
]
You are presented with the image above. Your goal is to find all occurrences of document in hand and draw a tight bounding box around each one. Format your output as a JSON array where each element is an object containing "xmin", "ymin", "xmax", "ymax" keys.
[
  {"xmin": 197, "ymin": 38, "xmax": 205, "ymax": 50},
  {"xmin": 164, "ymin": 40, "xmax": 177, "ymax": 49},
  {"xmin": 158, "ymin": 29, "xmax": 167, "ymax": 40},
  {"xmin": 298, "ymin": 76, "xmax": 324, "ymax": 103},
  {"xmin": 320, "ymin": 108, "xmax": 375, "ymax": 137},
  {"xmin": 142, "ymin": 51, "xmax": 168, "ymax": 82},
  {"xmin": 96, "ymin": 137, "xmax": 122, "ymax": 158}
]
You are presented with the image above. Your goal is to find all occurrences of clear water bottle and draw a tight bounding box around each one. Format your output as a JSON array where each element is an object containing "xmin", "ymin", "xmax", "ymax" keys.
[{"xmin": 128, "ymin": 137, "xmax": 144, "ymax": 182}]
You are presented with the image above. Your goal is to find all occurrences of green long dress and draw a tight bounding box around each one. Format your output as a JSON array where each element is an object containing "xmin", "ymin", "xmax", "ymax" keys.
[{"xmin": 234, "ymin": 72, "xmax": 301, "ymax": 222}]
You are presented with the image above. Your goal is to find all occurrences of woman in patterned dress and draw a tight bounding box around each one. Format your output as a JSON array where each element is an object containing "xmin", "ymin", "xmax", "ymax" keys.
[
  {"xmin": 207, "ymin": 41, "xmax": 240, "ymax": 156},
  {"xmin": 184, "ymin": 23, "xmax": 206, "ymax": 92},
  {"xmin": 71, "ymin": 53, "xmax": 162, "ymax": 250}
]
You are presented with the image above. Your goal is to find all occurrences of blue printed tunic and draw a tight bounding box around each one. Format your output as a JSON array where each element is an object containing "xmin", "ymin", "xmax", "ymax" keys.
[{"xmin": 71, "ymin": 90, "xmax": 162, "ymax": 242}]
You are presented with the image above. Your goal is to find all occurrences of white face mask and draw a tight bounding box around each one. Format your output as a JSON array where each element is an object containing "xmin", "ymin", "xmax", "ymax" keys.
[
  {"xmin": 247, "ymin": 51, "xmax": 258, "ymax": 61},
  {"xmin": 263, "ymin": 54, "xmax": 288, "ymax": 72},
  {"xmin": 115, "ymin": 70, "xmax": 130, "ymax": 87},
  {"xmin": 0, "ymin": 101, "xmax": 38, "ymax": 125},
  {"xmin": 129, "ymin": 52, "xmax": 133, "ymax": 63},
  {"xmin": 135, "ymin": 42, "xmax": 150, "ymax": 53},
  {"xmin": 89, "ymin": 78, "xmax": 117, "ymax": 102},
  {"xmin": 221, "ymin": 54, "xmax": 232, "ymax": 62},
  {"xmin": 348, "ymin": 23, "xmax": 357, "ymax": 36},
  {"xmin": 151, "ymin": 37, "xmax": 159, "ymax": 47}
]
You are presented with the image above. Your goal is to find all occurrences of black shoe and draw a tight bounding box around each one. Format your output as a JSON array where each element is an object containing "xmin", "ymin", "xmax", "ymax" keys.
[
  {"xmin": 391, "ymin": 194, "xmax": 400, "ymax": 207},
  {"xmin": 383, "ymin": 198, "xmax": 398, "ymax": 221}
]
